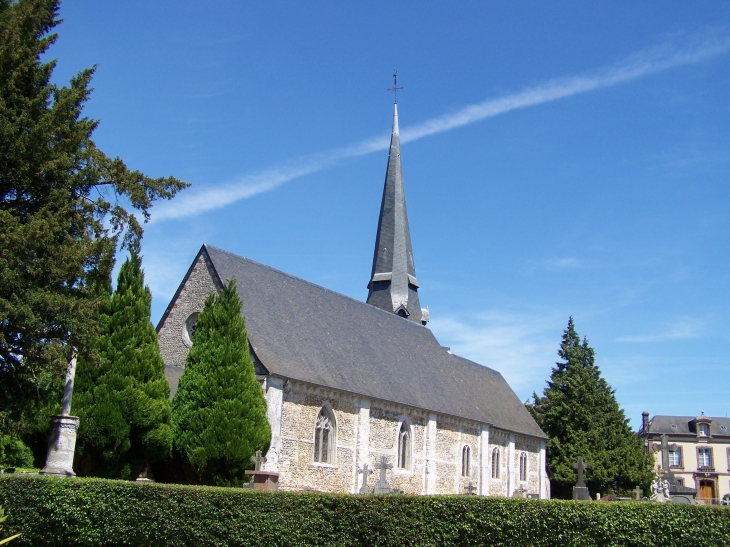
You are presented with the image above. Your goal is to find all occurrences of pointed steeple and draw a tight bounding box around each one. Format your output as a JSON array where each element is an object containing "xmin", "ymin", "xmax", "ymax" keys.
[{"xmin": 367, "ymin": 103, "xmax": 425, "ymax": 324}]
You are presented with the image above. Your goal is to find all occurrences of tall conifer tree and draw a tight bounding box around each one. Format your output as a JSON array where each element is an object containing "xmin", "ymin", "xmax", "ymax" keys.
[
  {"xmin": 171, "ymin": 280, "xmax": 271, "ymax": 486},
  {"xmin": 73, "ymin": 253, "xmax": 172, "ymax": 479},
  {"xmin": 0, "ymin": 0, "xmax": 187, "ymax": 454},
  {"xmin": 527, "ymin": 318, "xmax": 653, "ymax": 498}
]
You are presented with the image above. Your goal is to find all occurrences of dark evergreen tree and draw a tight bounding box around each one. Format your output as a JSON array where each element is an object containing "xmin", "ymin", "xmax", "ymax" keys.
[
  {"xmin": 527, "ymin": 317, "xmax": 654, "ymax": 498},
  {"xmin": 0, "ymin": 0, "xmax": 187, "ymax": 453},
  {"xmin": 171, "ymin": 280, "xmax": 271, "ymax": 486},
  {"xmin": 72, "ymin": 253, "xmax": 172, "ymax": 479}
]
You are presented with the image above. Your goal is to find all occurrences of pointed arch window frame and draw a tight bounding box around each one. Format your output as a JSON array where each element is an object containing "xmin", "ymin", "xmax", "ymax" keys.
[
  {"xmin": 313, "ymin": 402, "xmax": 337, "ymax": 466},
  {"xmin": 461, "ymin": 445, "xmax": 471, "ymax": 477},
  {"xmin": 491, "ymin": 447, "xmax": 500, "ymax": 479},
  {"xmin": 397, "ymin": 419, "xmax": 413, "ymax": 472},
  {"xmin": 519, "ymin": 452, "xmax": 528, "ymax": 482}
]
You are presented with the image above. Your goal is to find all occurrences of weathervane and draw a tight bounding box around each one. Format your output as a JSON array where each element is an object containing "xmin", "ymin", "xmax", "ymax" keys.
[{"xmin": 387, "ymin": 69, "xmax": 403, "ymax": 103}]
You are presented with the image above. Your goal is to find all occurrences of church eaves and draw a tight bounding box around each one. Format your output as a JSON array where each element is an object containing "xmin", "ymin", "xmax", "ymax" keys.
[{"xmin": 367, "ymin": 104, "xmax": 424, "ymax": 324}]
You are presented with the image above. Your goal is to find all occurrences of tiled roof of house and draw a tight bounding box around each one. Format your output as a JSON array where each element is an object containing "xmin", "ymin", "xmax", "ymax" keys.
[{"xmin": 646, "ymin": 415, "xmax": 730, "ymax": 437}]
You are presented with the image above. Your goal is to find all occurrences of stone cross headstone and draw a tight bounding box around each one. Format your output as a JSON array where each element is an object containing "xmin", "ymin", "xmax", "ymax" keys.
[
  {"xmin": 464, "ymin": 482, "xmax": 477, "ymax": 495},
  {"xmin": 634, "ymin": 486, "xmax": 643, "ymax": 501},
  {"xmin": 250, "ymin": 450, "xmax": 266, "ymax": 471},
  {"xmin": 358, "ymin": 463, "xmax": 373, "ymax": 494},
  {"xmin": 572, "ymin": 456, "xmax": 591, "ymax": 501},
  {"xmin": 374, "ymin": 455, "xmax": 393, "ymax": 494},
  {"xmin": 572, "ymin": 457, "xmax": 589, "ymax": 487},
  {"xmin": 652, "ymin": 434, "xmax": 677, "ymax": 475}
]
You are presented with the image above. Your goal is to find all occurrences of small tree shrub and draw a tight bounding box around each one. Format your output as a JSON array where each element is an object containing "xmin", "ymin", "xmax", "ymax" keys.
[
  {"xmin": 73, "ymin": 253, "xmax": 172, "ymax": 480},
  {"xmin": 0, "ymin": 437, "xmax": 33, "ymax": 470},
  {"xmin": 171, "ymin": 279, "xmax": 270, "ymax": 486}
]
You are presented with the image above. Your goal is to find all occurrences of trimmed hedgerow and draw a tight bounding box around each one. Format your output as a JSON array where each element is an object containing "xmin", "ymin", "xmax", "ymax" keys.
[{"xmin": 0, "ymin": 475, "xmax": 728, "ymax": 547}]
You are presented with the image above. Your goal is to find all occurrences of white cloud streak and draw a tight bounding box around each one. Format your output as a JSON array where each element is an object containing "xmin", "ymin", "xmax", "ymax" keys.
[
  {"xmin": 153, "ymin": 30, "xmax": 730, "ymax": 222},
  {"xmin": 616, "ymin": 316, "xmax": 705, "ymax": 343},
  {"xmin": 428, "ymin": 311, "xmax": 560, "ymax": 397}
]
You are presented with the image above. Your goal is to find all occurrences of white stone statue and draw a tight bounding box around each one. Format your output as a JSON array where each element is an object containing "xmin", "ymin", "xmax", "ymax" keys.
[{"xmin": 650, "ymin": 476, "xmax": 671, "ymax": 503}]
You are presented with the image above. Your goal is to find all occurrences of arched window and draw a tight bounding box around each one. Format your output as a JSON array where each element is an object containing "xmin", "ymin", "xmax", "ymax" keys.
[
  {"xmin": 519, "ymin": 452, "xmax": 528, "ymax": 481},
  {"xmin": 398, "ymin": 421, "xmax": 411, "ymax": 470},
  {"xmin": 491, "ymin": 447, "xmax": 500, "ymax": 479},
  {"xmin": 461, "ymin": 445, "xmax": 471, "ymax": 477},
  {"xmin": 313, "ymin": 405, "xmax": 336, "ymax": 464}
]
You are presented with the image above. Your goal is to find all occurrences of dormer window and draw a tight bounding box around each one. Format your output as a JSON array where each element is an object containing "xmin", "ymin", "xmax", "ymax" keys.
[{"xmin": 699, "ymin": 423, "xmax": 709, "ymax": 437}]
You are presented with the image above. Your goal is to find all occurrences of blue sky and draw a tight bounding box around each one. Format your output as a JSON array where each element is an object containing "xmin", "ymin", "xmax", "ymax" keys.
[{"xmin": 49, "ymin": 2, "xmax": 730, "ymax": 425}]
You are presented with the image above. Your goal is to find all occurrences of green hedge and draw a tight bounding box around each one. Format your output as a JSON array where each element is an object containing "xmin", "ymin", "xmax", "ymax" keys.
[{"xmin": 1, "ymin": 475, "xmax": 728, "ymax": 546}]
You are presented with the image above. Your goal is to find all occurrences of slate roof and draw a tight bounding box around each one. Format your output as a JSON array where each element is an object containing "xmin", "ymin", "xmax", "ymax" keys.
[
  {"xmin": 195, "ymin": 244, "xmax": 546, "ymax": 439},
  {"xmin": 647, "ymin": 415, "xmax": 730, "ymax": 437}
]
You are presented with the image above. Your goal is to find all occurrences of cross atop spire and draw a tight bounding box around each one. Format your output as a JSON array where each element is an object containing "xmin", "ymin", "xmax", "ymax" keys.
[
  {"xmin": 387, "ymin": 69, "xmax": 403, "ymax": 104},
  {"xmin": 366, "ymin": 102, "xmax": 425, "ymax": 324}
]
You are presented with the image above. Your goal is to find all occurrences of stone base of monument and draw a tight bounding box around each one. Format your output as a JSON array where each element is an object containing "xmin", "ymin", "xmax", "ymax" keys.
[
  {"xmin": 572, "ymin": 486, "xmax": 591, "ymax": 501},
  {"xmin": 244, "ymin": 470, "xmax": 279, "ymax": 491},
  {"xmin": 40, "ymin": 415, "xmax": 79, "ymax": 477},
  {"xmin": 136, "ymin": 463, "xmax": 155, "ymax": 483},
  {"xmin": 669, "ymin": 482, "xmax": 697, "ymax": 505}
]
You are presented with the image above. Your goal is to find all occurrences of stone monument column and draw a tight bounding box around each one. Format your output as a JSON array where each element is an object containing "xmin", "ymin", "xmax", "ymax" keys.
[{"xmin": 40, "ymin": 351, "xmax": 80, "ymax": 477}]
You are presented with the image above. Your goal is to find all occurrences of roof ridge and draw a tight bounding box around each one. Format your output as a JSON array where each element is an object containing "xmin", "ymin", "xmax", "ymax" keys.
[{"xmin": 204, "ymin": 244, "xmax": 431, "ymax": 331}]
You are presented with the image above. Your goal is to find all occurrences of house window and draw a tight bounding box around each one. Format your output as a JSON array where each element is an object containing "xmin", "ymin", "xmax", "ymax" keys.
[
  {"xmin": 519, "ymin": 452, "xmax": 528, "ymax": 481},
  {"xmin": 313, "ymin": 405, "xmax": 336, "ymax": 464},
  {"xmin": 398, "ymin": 422, "xmax": 411, "ymax": 470},
  {"xmin": 698, "ymin": 424, "xmax": 709, "ymax": 437},
  {"xmin": 698, "ymin": 447, "xmax": 712, "ymax": 468},
  {"xmin": 668, "ymin": 449, "xmax": 681, "ymax": 467},
  {"xmin": 462, "ymin": 446, "xmax": 471, "ymax": 477},
  {"xmin": 491, "ymin": 448, "xmax": 500, "ymax": 479}
]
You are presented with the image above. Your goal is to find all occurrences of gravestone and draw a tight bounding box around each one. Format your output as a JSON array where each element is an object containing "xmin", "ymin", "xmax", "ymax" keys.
[
  {"xmin": 464, "ymin": 482, "xmax": 477, "ymax": 495},
  {"xmin": 244, "ymin": 450, "xmax": 279, "ymax": 490},
  {"xmin": 572, "ymin": 456, "xmax": 591, "ymax": 501},
  {"xmin": 634, "ymin": 486, "xmax": 643, "ymax": 501},
  {"xmin": 358, "ymin": 463, "xmax": 373, "ymax": 494},
  {"xmin": 512, "ymin": 485, "xmax": 528, "ymax": 498},
  {"xmin": 373, "ymin": 455, "xmax": 393, "ymax": 494}
]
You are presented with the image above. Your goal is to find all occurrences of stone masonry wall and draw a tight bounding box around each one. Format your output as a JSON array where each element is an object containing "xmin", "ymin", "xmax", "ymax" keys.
[
  {"xmin": 274, "ymin": 381, "xmax": 543, "ymax": 497},
  {"xmin": 489, "ymin": 429, "xmax": 510, "ymax": 497},
  {"xmin": 368, "ymin": 403, "xmax": 427, "ymax": 495},
  {"xmin": 277, "ymin": 382, "xmax": 358, "ymax": 493},
  {"xmin": 515, "ymin": 435, "xmax": 541, "ymax": 494},
  {"xmin": 157, "ymin": 252, "xmax": 222, "ymax": 368}
]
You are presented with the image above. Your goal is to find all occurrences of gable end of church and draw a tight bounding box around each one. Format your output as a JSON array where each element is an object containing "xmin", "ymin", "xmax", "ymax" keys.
[{"xmin": 156, "ymin": 245, "xmax": 225, "ymax": 395}]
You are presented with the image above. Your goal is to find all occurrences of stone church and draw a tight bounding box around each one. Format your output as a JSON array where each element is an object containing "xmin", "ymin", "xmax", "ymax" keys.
[{"xmin": 157, "ymin": 104, "xmax": 549, "ymax": 498}]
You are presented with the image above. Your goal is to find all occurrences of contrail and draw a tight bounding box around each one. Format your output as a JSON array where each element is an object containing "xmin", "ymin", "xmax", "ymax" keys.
[{"xmin": 153, "ymin": 30, "xmax": 730, "ymax": 222}]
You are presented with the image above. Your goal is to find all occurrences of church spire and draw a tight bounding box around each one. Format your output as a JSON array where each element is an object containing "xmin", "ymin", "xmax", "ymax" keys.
[{"xmin": 367, "ymin": 103, "xmax": 426, "ymax": 324}]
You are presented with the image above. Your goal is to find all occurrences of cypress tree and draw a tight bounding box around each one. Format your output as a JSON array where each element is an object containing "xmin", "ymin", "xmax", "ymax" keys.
[
  {"xmin": 527, "ymin": 317, "xmax": 654, "ymax": 498},
  {"xmin": 73, "ymin": 253, "xmax": 172, "ymax": 479},
  {"xmin": 171, "ymin": 279, "xmax": 271, "ymax": 486}
]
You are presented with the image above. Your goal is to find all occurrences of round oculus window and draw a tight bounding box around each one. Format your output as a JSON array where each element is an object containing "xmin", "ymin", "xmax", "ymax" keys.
[{"xmin": 181, "ymin": 312, "xmax": 199, "ymax": 348}]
